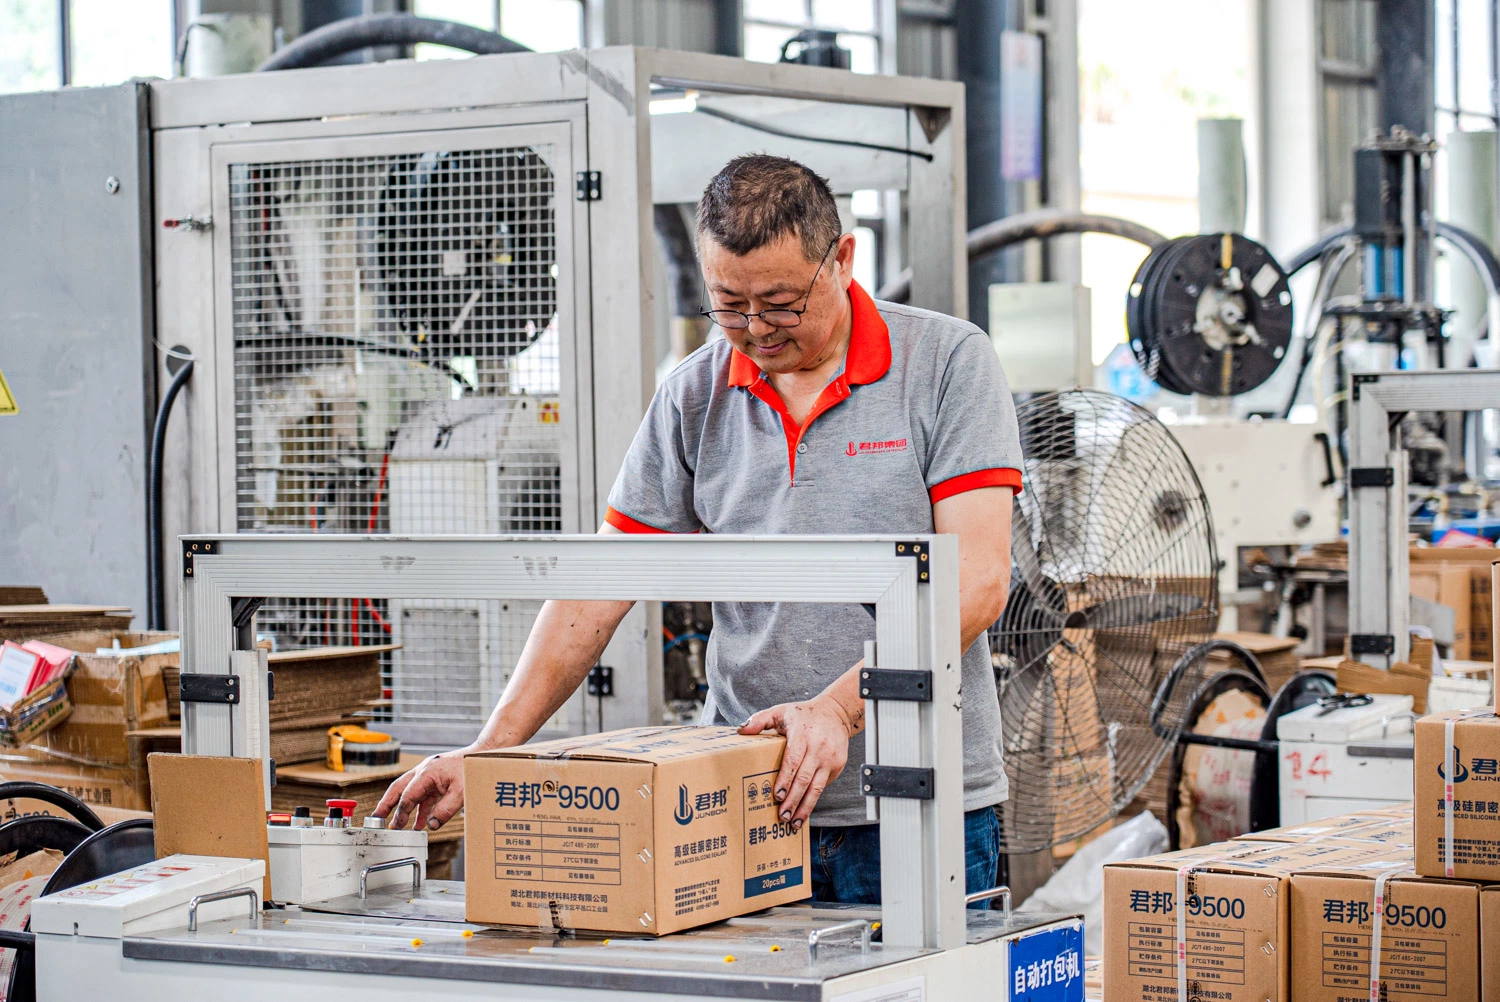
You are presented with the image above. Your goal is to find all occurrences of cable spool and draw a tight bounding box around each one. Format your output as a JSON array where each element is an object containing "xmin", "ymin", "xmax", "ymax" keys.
[{"xmin": 1127, "ymin": 233, "xmax": 1294, "ymax": 396}]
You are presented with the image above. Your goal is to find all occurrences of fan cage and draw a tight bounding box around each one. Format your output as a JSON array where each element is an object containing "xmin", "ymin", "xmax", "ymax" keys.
[
  {"xmin": 992, "ymin": 388, "xmax": 1221, "ymax": 853},
  {"xmin": 226, "ymin": 144, "xmax": 562, "ymax": 740}
]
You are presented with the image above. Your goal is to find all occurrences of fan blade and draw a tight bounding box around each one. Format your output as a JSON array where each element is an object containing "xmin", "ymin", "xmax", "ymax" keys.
[{"xmin": 1068, "ymin": 592, "xmax": 1206, "ymax": 631}]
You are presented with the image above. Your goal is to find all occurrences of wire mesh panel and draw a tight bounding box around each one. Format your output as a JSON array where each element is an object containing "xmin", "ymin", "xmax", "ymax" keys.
[
  {"xmin": 991, "ymin": 389, "xmax": 1219, "ymax": 852},
  {"xmin": 227, "ymin": 142, "xmax": 564, "ymax": 741}
]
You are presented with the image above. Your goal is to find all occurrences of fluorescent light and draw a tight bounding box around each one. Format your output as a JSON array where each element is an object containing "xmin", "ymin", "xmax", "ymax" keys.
[{"xmin": 650, "ymin": 90, "xmax": 699, "ymax": 115}]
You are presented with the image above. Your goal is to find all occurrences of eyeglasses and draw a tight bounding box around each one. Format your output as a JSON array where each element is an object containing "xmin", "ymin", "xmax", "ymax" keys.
[{"xmin": 701, "ymin": 239, "xmax": 837, "ymax": 330}]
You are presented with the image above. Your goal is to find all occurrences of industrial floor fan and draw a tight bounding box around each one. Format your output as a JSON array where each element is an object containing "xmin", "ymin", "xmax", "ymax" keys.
[{"xmin": 992, "ymin": 388, "xmax": 1228, "ymax": 853}]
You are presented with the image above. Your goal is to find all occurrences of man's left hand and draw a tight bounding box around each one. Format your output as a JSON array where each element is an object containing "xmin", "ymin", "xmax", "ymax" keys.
[{"xmin": 738, "ymin": 695, "xmax": 858, "ymax": 829}]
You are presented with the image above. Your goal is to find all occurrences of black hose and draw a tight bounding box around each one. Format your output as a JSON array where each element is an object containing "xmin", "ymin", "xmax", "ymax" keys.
[
  {"xmin": 1285, "ymin": 228, "xmax": 1354, "ymax": 276},
  {"xmin": 256, "ymin": 13, "xmax": 529, "ymax": 71},
  {"xmin": 1285, "ymin": 221, "xmax": 1500, "ymax": 295},
  {"xmin": 1437, "ymin": 221, "xmax": 1500, "ymax": 301},
  {"xmin": 147, "ymin": 359, "xmax": 194, "ymax": 632},
  {"xmin": 875, "ymin": 209, "xmax": 1167, "ymax": 303},
  {"xmin": 1149, "ymin": 640, "xmax": 1267, "ymax": 740}
]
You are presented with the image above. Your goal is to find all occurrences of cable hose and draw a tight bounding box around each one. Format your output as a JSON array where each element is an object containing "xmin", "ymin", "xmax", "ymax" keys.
[
  {"xmin": 874, "ymin": 210, "xmax": 1167, "ymax": 303},
  {"xmin": 257, "ymin": 13, "xmax": 529, "ymax": 71},
  {"xmin": 147, "ymin": 359, "xmax": 194, "ymax": 631}
]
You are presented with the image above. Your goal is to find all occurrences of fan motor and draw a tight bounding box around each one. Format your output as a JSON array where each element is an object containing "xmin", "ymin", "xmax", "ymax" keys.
[
  {"xmin": 376, "ymin": 148, "xmax": 557, "ymax": 358},
  {"xmin": 1126, "ymin": 233, "xmax": 1293, "ymax": 397}
]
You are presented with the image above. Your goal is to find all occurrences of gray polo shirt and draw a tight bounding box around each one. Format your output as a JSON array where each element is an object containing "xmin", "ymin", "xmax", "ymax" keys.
[{"xmin": 605, "ymin": 280, "xmax": 1024, "ymax": 825}]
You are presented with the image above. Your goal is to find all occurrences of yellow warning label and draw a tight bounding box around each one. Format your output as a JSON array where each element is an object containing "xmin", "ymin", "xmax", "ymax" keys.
[{"xmin": 0, "ymin": 366, "xmax": 15, "ymax": 416}]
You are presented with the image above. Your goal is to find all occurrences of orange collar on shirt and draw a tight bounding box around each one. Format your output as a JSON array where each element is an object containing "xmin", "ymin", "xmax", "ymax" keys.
[{"xmin": 726, "ymin": 280, "xmax": 891, "ymax": 389}]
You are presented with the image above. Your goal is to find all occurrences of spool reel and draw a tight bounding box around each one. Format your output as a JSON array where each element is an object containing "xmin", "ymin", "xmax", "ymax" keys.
[{"xmin": 1127, "ymin": 233, "xmax": 1294, "ymax": 397}]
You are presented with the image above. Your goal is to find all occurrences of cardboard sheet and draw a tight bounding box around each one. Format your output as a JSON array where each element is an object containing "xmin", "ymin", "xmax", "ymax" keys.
[{"xmin": 148, "ymin": 754, "xmax": 269, "ymax": 898}]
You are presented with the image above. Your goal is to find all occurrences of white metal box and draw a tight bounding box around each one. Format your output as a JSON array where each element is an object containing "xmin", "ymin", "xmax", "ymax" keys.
[
  {"xmin": 268, "ymin": 825, "xmax": 427, "ymax": 904},
  {"xmin": 1276, "ymin": 695, "xmax": 1415, "ymax": 825},
  {"xmin": 31, "ymin": 855, "xmax": 264, "ymax": 938}
]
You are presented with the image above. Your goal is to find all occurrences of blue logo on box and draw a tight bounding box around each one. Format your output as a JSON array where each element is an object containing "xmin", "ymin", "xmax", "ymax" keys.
[
  {"xmin": 1008, "ymin": 921, "xmax": 1083, "ymax": 1001},
  {"xmin": 674, "ymin": 785, "xmax": 694, "ymax": 825}
]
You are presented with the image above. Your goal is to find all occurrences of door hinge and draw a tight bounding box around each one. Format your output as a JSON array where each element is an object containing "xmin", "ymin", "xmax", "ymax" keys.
[
  {"xmin": 575, "ymin": 171, "xmax": 601, "ymax": 201},
  {"xmin": 859, "ymin": 764, "xmax": 934, "ymax": 800},
  {"xmin": 179, "ymin": 673, "xmax": 240, "ymax": 705},
  {"xmin": 858, "ymin": 668, "xmax": 932, "ymax": 702},
  {"xmin": 1349, "ymin": 634, "xmax": 1395, "ymax": 656},
  {"xmin": 1349, "ymin": 467, "xmax": 1394, "ymax": 488}
]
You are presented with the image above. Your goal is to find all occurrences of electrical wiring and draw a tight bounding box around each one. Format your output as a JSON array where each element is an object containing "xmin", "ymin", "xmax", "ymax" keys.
[{"xmin": 692, "ymin": 105, "xmax": 935, "ymax": 163}]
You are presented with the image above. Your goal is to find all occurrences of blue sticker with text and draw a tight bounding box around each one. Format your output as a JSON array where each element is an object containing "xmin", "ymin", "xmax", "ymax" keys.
[{"xmin": 1008, "ymin": 921, "xmax": 1084, "ymax": 1001}]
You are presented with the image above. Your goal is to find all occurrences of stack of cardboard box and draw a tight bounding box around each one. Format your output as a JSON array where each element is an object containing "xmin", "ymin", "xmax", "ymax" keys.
[
  {"xmin": 1102, "ymin": 561, "xmax": 1500, "ymax": 1002},
  {"xmin": 0, "ymin": 630, "xmax": 175, "ymax": 811},
  {"xmin": 163, "ymin": 644, "xmax": 391, "ymax": 765},
  {"xmin": 1100, "ymin": 802, "xmax": 1494, "ymax": 1002}
]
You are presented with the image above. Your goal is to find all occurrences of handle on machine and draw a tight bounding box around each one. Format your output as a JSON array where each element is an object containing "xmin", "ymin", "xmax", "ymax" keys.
[
  {"xmin": 807, "ymin": 918, "xmax": 874, "ymax": 964},
  {"xmin": 360, "ymin": 856, "xmax": 422, "ymax": 899},
  {"xmin": 965, "ymin": 884, "xmax": 1012, "ymax": 919},
  {"xmin": 187, "ymin": 886, "xmax": 259, "ymax": 932}
]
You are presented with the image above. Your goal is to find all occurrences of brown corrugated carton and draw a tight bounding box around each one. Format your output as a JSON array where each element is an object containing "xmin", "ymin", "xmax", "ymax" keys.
[
  {"xmin": 30, "ymin": 630, "xmax": 173, "ymax": 764},
  {"xmin": 465, "ymin": 726, "xmax": 810, "ymax": 934},
  {"xmin": 1102, "ymin": 840, "xmax": 1389, "ymax": 1002},
  {"xmin": 1235, "ymin": 811, "xmax": 1412, "ymax": 846},
  {"xmin": 1482, "ymin": 885, "xmax": 1500, "ymax": 1002},
  {"xmin": 1290, "ymin": 848, "xmax": 1480, "ymax": 1002},
  {"xmin": 1412, "ymin": 564, "xmax": 1473, "ymax": 659},
  {"xmin": 0, "ymin": 754, "xmax": 151, "ymax": 810},
  {"xmin": 1414, "ymin": 709, "xmax": 1500, "ymax": 879}
]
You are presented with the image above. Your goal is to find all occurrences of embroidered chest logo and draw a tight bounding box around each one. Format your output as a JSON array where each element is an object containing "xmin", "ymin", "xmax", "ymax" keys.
[{"xmin": 846, "ymin": 439, "xmax": 908, "ymax": 457}]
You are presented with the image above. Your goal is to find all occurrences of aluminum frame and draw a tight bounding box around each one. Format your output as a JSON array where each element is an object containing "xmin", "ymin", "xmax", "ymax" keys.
[
  {"xmin": 149, "ymin": 47, "xmax": 967, "ymax": 741},
  {"xmin": 1347, "ymin": 368, "xmax": 1500, "ymax": 666},
  {"xmin": 179, "ymin": 532, "xmax": 966, "ymax": 951}
]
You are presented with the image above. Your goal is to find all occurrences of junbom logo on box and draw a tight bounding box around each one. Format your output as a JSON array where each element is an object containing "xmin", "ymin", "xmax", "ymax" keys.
[
  {"xmin": 674, "ymin": 784, "xmax": 729, "ymax": 826},
  {"xmin": 1438, "ymin": 748, "xmax": 1500, "ymax": 783}
]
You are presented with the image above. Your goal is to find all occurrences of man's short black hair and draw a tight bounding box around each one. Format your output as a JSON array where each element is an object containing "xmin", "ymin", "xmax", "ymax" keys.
[{"xmin": 696, "ymin": 154, "xmax": 841, "ymax": 262}]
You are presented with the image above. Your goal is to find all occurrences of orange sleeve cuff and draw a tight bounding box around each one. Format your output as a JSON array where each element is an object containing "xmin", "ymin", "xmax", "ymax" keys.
[
  {"xmin": 604, "ymin": 506, "xmax": 674, "ymax": 534},
  {"xmin": 928, "ymin": 468, "xmax": 1023, "ymax": 504}
]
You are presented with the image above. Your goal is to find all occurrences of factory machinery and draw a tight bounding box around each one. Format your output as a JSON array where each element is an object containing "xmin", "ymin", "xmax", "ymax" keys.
[
  {"xmin": 1, "ymin": 44, "xmax": 969, "ymax": 752},
  {"xmin": 20, "ymin": 534, "xmax": 1084, "ymax": 1001}
]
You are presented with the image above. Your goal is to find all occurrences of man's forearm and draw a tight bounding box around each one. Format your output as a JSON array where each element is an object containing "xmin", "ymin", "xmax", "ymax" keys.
[{"xmin": 471, "ymin": 598, "xmax": 633, "ymax": 751}]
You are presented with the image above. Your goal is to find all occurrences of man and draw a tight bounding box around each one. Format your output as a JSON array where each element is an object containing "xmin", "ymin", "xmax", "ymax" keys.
[{"xmin": 375, "ymin": 154, "xmax": 1023, "ymax": 905}]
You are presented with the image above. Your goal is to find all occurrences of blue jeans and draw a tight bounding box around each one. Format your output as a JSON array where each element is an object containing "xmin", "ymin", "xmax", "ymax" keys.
[{"xmin": 809, "ymin": 806, "xmax": 1002, "ymax": 907}]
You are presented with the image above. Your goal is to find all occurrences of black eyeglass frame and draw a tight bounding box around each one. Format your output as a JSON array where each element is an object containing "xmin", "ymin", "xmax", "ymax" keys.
[{"xmin": 699, "ymin": 238, "xmax": 839, "ymax": 330}]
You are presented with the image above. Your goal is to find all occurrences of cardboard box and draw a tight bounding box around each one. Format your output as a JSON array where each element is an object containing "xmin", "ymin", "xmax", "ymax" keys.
[
  {"xmin": 1235, "ymin": 811, "xmax": 1412, "ymax": 846},
  {"xmin": 1412, "ymin": 564, "xmax": 1472, "ymax": 658},
  {"xmin": 0, "ymin": 753, "xmax": 151, "ymax": 810},
  {"xmin": 1290, "ymin": 851, "xmax": 1480, "ymax": 1002},
  {"xmin": 464, "ymin": 726, "xmax": 811, "ymax": 934},
  {"xmin": 1336, "ymin": 659, "xmax": 1430, "ymax": 714},
  {"xmin": 1411, "ymin": 548, "xmax": 1496, "ymax": 661},
  {"xmin": 1483, "ymin": 884, "xmax": 1500, "ymax": 1002},
  {"xmin": 30, "ymin": 630, "xmax": 173, "ymax": 765},
  {"xmin": 0, "ymin": 606, "xmax": 131, "ymax": 644},
  {"xmin": 1414, "ymin": 709, "xmax": 1500, "ymax": 879},
  {"xmin": 1101, "ymin": 840, "xmax": 1387, "ymax": 1002}
]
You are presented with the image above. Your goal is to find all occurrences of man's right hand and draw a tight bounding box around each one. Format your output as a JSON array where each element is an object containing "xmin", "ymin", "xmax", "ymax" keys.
[{"xmin": 373, "ymin": 746, "xmax": 473, "ymax": 831}]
